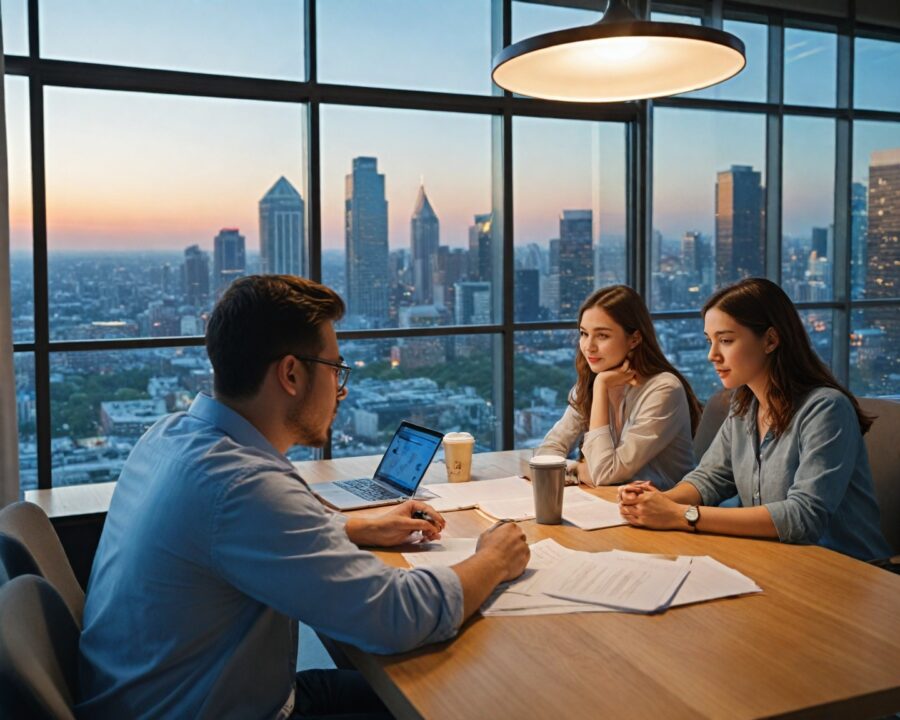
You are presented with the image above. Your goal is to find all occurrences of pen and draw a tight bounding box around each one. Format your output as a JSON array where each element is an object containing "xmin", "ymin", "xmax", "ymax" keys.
[
  {"xmin": 412, "ymin": 509, "xmax": 438, "ymax": 526},
  {"xmin": 486, "ymin": 518, "xmax": 514, "ymax": 532}
]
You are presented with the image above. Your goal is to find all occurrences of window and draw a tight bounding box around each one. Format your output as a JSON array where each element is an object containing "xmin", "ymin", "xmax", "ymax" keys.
[{"xmin": 6, "ymin": 2, "xmax": 900, "ymax": 490}]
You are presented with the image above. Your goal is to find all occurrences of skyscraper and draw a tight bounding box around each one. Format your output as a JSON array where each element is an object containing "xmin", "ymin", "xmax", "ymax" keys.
[
  {"xmin": 515, "ymin": 268, "xmax": 540, "ymax": 321},
  {"xmin": 454, "ymin": 281, "xmax": 492, "ymax": 325},
  {"xmin": 715, "ymin": 165, "xmax": 764, "ymax": 285},
  {"xmin": 866, "ymin": 148, "xmax": 900, "ymax": 299},
  {"xmin": 681, "ymin": 231, "xmax": 702, "ymax": 274},
  {"xmin": 851, "ymin": 181, "xmax": 868, "ymax": 299},
  {"xmin": 558, "ymin": 210, "xmax": 594, "ymax": 318},
  {"xmin": 183, "ymin": 244, "xmax": 209, "ymax": 307},
  {"xmin": 259, "ymin": 176, "xmax": 305, "ymax": 277},
  {"xmin": 345, "ymin": 157, "xmax": 389, "ymax": 323},
  {"xmin": 213, "ymin": 228, "xmax": 246, "ymax": 295},
  {"xmin": 468, "ymin": 213, "xmax": 493, "ymax": 283},
  {"xmin": 410, "ymin": 184, "xmax": 440, "ymax": 304},
  {"xmin": 811, "ymin": 227, "xmax": 829, "ymax": 258}
]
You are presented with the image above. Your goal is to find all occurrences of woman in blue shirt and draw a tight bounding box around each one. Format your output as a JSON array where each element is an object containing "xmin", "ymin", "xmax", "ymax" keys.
[{"xmin": 618, "ymin": 277, "xmax": 891, "ymax": 561}]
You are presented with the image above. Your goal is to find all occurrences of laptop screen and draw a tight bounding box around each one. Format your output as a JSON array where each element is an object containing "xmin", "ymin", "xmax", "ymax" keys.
[{"xmin": 373, "ymin": 422, "xmax": 444, "ymax": 494}]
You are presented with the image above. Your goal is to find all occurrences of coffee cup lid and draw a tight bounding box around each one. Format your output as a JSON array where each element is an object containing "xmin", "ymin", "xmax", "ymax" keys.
[
  {"xmin": 529, "ymin": 454, "xmax": 566, "ymax": 468},
  {"xmin": 444, "ymin": 432, "xmax": 474, "ymax": 442}
]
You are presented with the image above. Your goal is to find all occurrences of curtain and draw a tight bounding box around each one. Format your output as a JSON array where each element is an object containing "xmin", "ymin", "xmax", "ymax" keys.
[{"xmin": 0, "ymin": 16, "xmax": 22, "ymax": 506}]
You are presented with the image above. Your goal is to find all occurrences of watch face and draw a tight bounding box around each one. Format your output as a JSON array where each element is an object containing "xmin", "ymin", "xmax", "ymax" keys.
[{"xmin": 685, "ymin": 506, "xmax": 700, "ymax": 523}]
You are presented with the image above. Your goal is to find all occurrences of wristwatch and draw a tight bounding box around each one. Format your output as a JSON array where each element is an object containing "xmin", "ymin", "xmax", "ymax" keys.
[{"xmin": 684, "ymin": 505, "xmax": 700, "ymax": 531}]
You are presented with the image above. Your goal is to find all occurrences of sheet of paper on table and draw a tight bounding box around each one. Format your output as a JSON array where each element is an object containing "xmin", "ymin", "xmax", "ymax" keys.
[
  {"xmin": 476, "ymin": 486, "xmax": 627, "ymax": 530},
  {"xmin": 425, "ymin": 476, "xmax": 532, "ymax": 512}
]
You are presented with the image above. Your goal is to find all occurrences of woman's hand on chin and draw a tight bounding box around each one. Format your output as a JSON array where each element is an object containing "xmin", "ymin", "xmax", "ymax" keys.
[{"xmin": 593, "ymin": 359, "xmax": 638, "ymax": 391}]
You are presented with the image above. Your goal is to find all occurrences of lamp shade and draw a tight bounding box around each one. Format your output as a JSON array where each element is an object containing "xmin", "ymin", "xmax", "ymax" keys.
[{"xmin": 492, "ymin": 0, "xmax": 745, "ymax": 103}]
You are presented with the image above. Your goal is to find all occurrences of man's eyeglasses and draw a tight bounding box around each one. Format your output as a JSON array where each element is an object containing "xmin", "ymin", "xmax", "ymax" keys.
[{"xmin": 291, "ymin": 355, "xmax": 352, "ymax": 391}]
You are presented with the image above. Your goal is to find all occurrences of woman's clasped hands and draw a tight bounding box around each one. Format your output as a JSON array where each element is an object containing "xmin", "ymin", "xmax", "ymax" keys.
[{"xmin": 617, "ymin": 481, "xmax": 688, "ymax": 530}]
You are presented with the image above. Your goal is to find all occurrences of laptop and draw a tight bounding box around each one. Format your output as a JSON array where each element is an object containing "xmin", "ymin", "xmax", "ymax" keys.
[{"xmin": 312, "ymin": 421, "xmax": 444, "ymax": 511}]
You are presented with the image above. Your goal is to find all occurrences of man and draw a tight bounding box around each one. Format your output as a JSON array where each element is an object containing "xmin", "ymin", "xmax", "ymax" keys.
[{"xmin": 78, "ymin": 275, "xmax": 529, "ymax": 719}]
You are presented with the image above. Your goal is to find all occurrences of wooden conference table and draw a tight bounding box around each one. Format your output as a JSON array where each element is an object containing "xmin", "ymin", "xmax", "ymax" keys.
[{"xmin": 295, "ymin": 449, "xmax": 900, "ymax": 720}]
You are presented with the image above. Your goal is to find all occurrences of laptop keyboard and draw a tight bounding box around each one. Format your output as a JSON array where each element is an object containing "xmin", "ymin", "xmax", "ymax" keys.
[{"xmin": 334, "ymin": 478, "xmax": 402, "ymax": 501}]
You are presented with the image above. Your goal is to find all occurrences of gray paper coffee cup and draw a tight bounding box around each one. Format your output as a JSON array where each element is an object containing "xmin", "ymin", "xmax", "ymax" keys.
[{"xmin": 529, "ymin": 454, "xmax": 566, "ymax": 524}]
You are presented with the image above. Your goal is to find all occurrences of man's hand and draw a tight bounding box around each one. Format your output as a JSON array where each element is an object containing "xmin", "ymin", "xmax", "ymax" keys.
[
  {"xmin": 475, "ymin": 522, "xmax": 530, "ymax": 582},
  {"xmin": 345, "ymin": 500, "xmax": 446, "ymax": 547}
]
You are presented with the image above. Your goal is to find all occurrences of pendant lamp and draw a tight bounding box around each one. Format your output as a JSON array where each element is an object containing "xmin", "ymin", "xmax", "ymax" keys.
[{"xmin": 492, "ymin": 0, "xmax": 746, "ymax": 103}]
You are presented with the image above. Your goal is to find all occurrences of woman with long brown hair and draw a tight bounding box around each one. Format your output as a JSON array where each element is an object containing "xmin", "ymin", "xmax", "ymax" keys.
[
  {"xmin": 537, "ymin": 285, "xmax": 702, "ymax": 489},
  {"xmin": 619, "ymin": 278, "xmax": 891, "ymax": 561}
]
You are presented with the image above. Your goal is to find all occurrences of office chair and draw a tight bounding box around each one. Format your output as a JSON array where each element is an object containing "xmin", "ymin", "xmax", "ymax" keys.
[
  {"xmin": 0, "ymin": 503, "xmax": 85, "ymax": 628},
  {"xmin": 692, "ymin": 388, "xmax": 733, "ymax": 460},
  {"xmin": 0, "ymin": 574, "xmax": 79, "ymax": 720},
  {"xmin": 858, "ymin": 398, "xmax": 900, "ymax": 560}
]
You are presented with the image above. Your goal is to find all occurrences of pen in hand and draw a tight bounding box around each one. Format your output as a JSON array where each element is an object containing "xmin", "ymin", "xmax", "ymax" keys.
[{"xmin": 412, "ymin": 509, "xmax": 438, "ymax": 526}]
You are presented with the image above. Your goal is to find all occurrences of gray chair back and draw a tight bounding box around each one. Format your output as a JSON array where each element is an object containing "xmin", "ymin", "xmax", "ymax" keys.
[
  {"xmin": 858, "ymin": 398, "xmax": 900, "ymax": 556},
  {"xmin": 0, "ymin": 534, "xmax": 41, "ymax": 585},
  {"xmin": 693, "ymin": 389, "xmax": 733, "ymax": 460},
  {"xmin": 0, "ymin": 575, "xmax": 79, "ymax": 720},
  {"xmin": 0, "ymin": 503, "xmax": 84, "ymax": 628}
]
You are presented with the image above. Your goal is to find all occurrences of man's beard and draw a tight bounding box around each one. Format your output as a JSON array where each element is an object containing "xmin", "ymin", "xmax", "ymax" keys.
[{"xmin": 285, "ymin": 396, "xmax": 333, "ymax": 448}]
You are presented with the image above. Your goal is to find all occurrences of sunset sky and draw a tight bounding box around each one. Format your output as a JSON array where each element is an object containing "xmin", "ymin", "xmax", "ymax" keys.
[{"xmin": 3, "ymin": 1, "xmax": 898, "ymax": 255}]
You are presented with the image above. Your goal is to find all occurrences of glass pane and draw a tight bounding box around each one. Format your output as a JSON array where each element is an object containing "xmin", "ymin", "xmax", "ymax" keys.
[
  {"xmin": 39, "ymin": 0, "xmax": 305, "ymax": 80},
  {"xmin": 799, "ymin": 308, "xmax": 833, "ymax": 366},
  {"xmin": 855, "ymin": 37, "xmax": 900, "ymax": 113},
  {"xmin": 650, "ymin": 13, "xmax": 701, "ymax": 25},
  {"xmin": 44, "ymin": 87, "xmax": 306, "ymax": 340},
  {"xmin": 655, "ymin": 318, "xmax": 722, "ymax": 403},
  {"xmin": 50, "ymin": 347, "xmax": 199, "ymax": 486},
  {"xmin": 688, "ymin": 19, "xmax": 767, "ymax": 102},
  {"xmin": 512, "ymin": 2, "xmax": 597, "ymax": 44},
  {"xmin": 318, "ymin": 0, "xmax": 491, "ymax": 95},
  {"xmin": 6, "ymin": 76, "xmax": 33, "ymax": 343},
  {"xmin": 15, "ymin": 353, "xmax": 37, "ymax": 496},
  {"xmin": 850, "ymin": 307, "xmax": 900, "ymax": 397},
  {"xmin": 652, "ymin": 108, "xmax": 766, "ymax": 310},
  {"xmin": 1, "ymin": 0, "xmax": 28, "ymax": 55},
  {"xmin": 853, "ymin": 121, "xmax": 900, "ymax": 301},
  {"xmin": 782, "ymin": 117, "xmax": 835, "ymax": 302},
  {"xmin": 331, "ymin": 335, "xmax": 500, "ymax": 458},
  {"xmin": 784, "ymin": 27, "xmax": 837, "ymax": 108},
  {"xmin": 514, "ymin": 330, "xmax": 578, "ymax": 449},
  {"xmin": 320, "ymin": 105, "xmax": 494, "ymax": 330},
  {"xmin": 513, "ymin": 117, "xmax": 626, "ymax": 321}
]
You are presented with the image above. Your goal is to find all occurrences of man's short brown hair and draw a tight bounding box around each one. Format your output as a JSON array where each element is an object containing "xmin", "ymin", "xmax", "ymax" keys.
[{"xmin": 206, "ymin": 275, "xmax": 345, "ymax": 399}]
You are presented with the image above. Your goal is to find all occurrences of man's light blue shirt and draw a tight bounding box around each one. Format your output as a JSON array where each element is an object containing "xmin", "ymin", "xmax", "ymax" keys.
[
  {"xmin": 77, "ymin": 393, "xmax": 464, "ymax": 719},
  {"xmin": 682, "ymin": 387, "xmax": 891, "ymax": 561}
]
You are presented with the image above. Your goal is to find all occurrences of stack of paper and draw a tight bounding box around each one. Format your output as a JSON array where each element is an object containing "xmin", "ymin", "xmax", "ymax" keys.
[
  {"xmin": 426, "ymin": 478, "xmax": 627, "ymax": 531},
  {"xmin": 401, "ymin": 538, "xmax": 762, "ymax": 617}
]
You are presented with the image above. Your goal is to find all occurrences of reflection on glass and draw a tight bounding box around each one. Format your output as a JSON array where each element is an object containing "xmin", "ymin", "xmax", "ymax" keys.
[
  {"xmin": 512, "ymin": 1, "xmax": 597, "ymax": 44},
  {"xmin": 513, "ymin": 330, "xmax": 578, "ymax": 449},
  {"xmin": 799, "ymin": 309, "xmax": 833, "ymax": 366},
  {"xmin": 784, "ymin": 27, "xmax": 837, "ymax": 107},
  {"xmin": 44, "ymin": 87, "xmax": 306, "ymax": 341},
  {"xmin": 6, "ymin": 77, "xmax": 33, "ymax": 343},
  {"xmin": 850, "ymin": 308, "xmax": 900, "ymax": 397},
  {"xmin": 15, "ymin": 353, "xmax": 37, "ymax": 496},
  {"xmin": 331, "ymin": 336, "xmax": 499, "ymax": 458},
  {"xmin": 320, "ymin": 105, "xmax": 494, "ymax": 330},
  {"xmin": 655, "ymin": 319, "xmax": 721, "ymax": 403},
  {"xmin": 39, "ymin": 0, "xmax": 305, "ymax": 80},
  {"xmin": 855, "ymin": 37, "xmax": 900, "ymax": 113},
  {"xmin": 650, "ymin": 13, "xmax": 701, "ymax": 25},
  {"xmin": 513, "ymin": 117, "xmax": 626, "ymax": 321},
  {"xmin": 782, "ymin": 117, "xmax": 835, "ymax": 302},
  {"xmin": 1, "ymin": 0, "xmax": 28, "ymax": 56},
  {"xmin": 689, "ymin": 19, "xmax": 767, "ymax": 101},
  {"xmin": 318, "ymin": 0, "xmax": 490, "ymax": 94},
  {"xmin": 852, "ymin": 121, "xmax": 900, "ymax": 301},
  {"xmin": 653, "ymin": 108, "xmax": 766, "ymax": 310}
]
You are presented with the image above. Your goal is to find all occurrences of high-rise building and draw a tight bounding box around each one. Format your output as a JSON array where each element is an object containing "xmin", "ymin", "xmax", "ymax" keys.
[
  {"xmin": 681, "ymin": 231, "xmax": 702, "ymax": 274},
  {"xmin": 866, "ymin": 148, "xmax": 900, "ymax": 299},
  {"xmin": 454, "ymin": 281, "xmax": 492, "ymax": 325},
  {"xmin": 811, "ymin": 227, "xmax": 829, "ymax": 259},
  {"xmin": 345, "ymin": 157, "xmax": 390, "ymax": 323},
  {"xmin": 213, "ymin": 228, "xmax": 246, "ymax": 295},
  {"xmin": 851, "ymin": 181, "xmax": 868, "ymax": 299},
  {"xmin": 468, "ymin": 213, "xmax": 493, "ymax": 283},
  {"xmin": 515, "ymin": 268, "xmax": 540, "ymax": 321},
  {"xmin": 183, "ymin": 244, "xmax": 209, "ymax": 307},
  {"xmin": 259, "ymin": 176, "xmax": 305, "ymax": 277},
  {"xmin": 558, "ymin": 210, "xmax": 594, "ymax": 318},
  {"xmin": 433, "ymin": 246, "xmax": 468, "ymax": 309},
  {"xmin": 410, "ymin": 184, "xmax": 440, "ymax": 304},
  {"xmin": 715, "ymin": 165, "xmax": 764, "ymax": 285}
]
